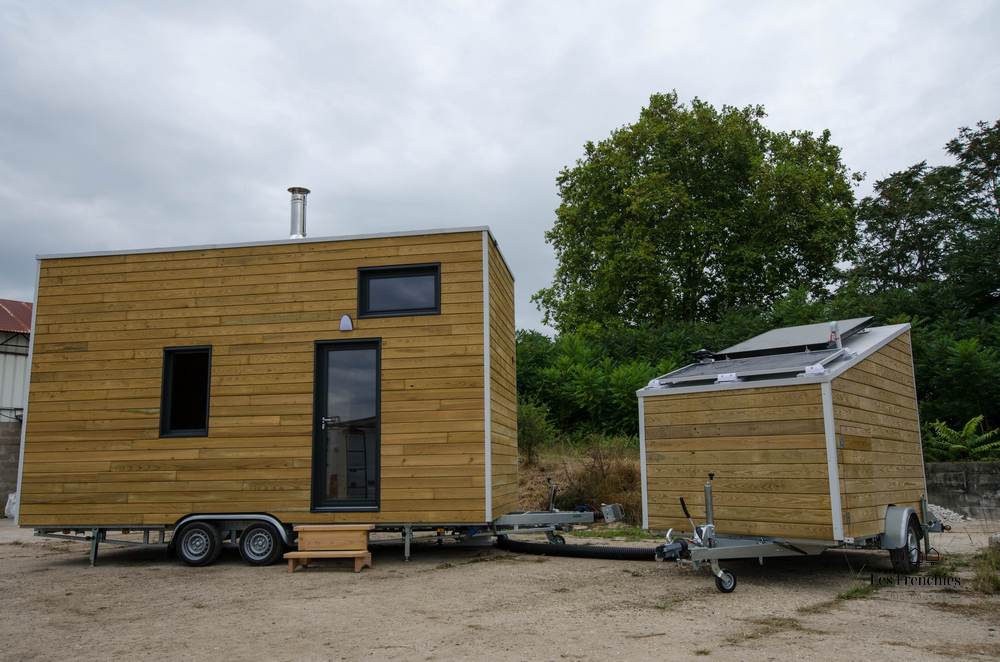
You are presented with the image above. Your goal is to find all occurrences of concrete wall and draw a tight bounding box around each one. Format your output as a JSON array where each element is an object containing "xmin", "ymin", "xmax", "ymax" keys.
[
  {"xmin": 0, "ymin": 421, "xmax": 20, "ymax": 512},
  {"xmin": 926, "ymin": 462, "xmax": 1000, "ymax": 522}
]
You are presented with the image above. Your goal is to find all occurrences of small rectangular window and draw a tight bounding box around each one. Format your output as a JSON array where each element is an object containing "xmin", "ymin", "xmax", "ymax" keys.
[
  {"xmin": 358, "ymin": 264, "xmax": 440, "ymax": 318},
  {"xmin": 160, "ymin": 346, "xmax": 211, "ymax": 437}
]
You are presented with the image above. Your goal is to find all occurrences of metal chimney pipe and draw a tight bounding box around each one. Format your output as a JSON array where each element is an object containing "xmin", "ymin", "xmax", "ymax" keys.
[{"xmin": 288, "ymin": 186, "xmax": 310, "ymax": 239}]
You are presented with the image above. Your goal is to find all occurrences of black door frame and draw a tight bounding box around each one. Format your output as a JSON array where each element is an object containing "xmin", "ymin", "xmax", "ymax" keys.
[{"xmin": 311, "ymin": 338, "xmax": 381, "ymax": 512}]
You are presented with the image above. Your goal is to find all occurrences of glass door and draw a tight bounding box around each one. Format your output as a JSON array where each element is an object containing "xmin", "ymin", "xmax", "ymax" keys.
[{"xmin": 312, "ymin": 340, "xmax": 380, "ymax": 511}]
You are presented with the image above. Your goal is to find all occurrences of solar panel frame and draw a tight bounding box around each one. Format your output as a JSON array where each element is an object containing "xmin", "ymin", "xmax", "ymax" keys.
[
  {"xmin": 657, "ymin": 348, "xmax": 846, "ymax": 386},
  {"xmin": 714, "ymin": 316, "xmax": 873, "ymax": 359}
]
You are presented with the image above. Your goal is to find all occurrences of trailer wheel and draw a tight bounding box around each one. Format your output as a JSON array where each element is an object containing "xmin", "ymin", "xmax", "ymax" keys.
[
  {"xmin": 175, "ymin": 522, "xmax": 223, "ymax": 566},
  {"xmin": 890, "ymin": 517, "xmax": 922, "ymax": 573},
  {"xmin": 239, "ymin": 522, "xmax": 283, "ymax": 566},
  {"xmin": 715, "ymin": 570, "xmax": 737, "ymax": 593}
]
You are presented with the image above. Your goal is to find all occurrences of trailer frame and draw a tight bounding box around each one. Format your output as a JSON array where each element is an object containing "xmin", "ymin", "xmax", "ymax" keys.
[{"xmin": 656, "ymin": 476, "xmax": 944, "ymax": 592}]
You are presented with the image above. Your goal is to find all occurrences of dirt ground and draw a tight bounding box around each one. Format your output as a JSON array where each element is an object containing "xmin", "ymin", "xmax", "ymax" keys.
[{"xmin": 0, "ymin": 518, "xmax": 997, "ymax": 661}]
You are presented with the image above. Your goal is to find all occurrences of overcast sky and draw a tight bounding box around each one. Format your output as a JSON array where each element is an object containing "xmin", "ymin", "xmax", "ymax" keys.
[{"xmin": 1, "ymin": 1, "xmax": 998, "ymax": 332}]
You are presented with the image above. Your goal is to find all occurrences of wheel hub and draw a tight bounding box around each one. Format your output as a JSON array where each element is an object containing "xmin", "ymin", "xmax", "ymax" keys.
[
  {"xmin": 245, "ymin": 530, "xmax": 273, "ymax": 560},
  {"xmin": 183, "ymin": 530, "xmax": 210, "ymax": 559}
]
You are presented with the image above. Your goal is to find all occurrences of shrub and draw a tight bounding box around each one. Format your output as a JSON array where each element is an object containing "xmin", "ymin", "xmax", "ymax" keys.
[
  {"xmin": 517, "ymin": 398, "xmax": 559, "ymax": 465},
  {"xmin": 553, "ymin": 441, "xmax": 642, "ymax": 525},
  {"xmin": 922, "ymin": 415, "xmax": 1000, "ymax": 462},
  {"xmin": 972, "ymin": 547, "xmax": 1000, "ymax": 594}
]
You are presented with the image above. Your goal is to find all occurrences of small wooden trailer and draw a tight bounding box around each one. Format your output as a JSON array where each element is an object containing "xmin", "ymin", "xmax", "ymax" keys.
[
  {"xmin": 14, "ymin": 192, "xmax": 543, "ymax": 566},
  {"xmin": 637, "ymin": 318, "xmax": 940, "ymax": 591}
]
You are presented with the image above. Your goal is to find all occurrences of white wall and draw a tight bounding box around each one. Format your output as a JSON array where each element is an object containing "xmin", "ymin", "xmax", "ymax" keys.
[{"xmin": 0, "ymin": 332, "xmax": 29, "ymax": 414}]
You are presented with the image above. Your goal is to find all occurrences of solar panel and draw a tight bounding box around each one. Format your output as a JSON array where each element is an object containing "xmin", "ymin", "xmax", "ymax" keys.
[
  {"xmin": 657, "ymin": 348, "xmax": 845, "ymax": 386},
  {"xmin": 715, "ymin": 317, "xmax": 873, "ymax": 358}
]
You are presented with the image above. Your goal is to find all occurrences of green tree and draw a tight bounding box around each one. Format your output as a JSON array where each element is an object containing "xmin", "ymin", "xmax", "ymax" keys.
[
  {"xmin": 945, "ymin": 120, "xmax": 1000, "ymax": 316},
  {"xmin": 533, "ymin": 91, "xmax": 858, "ymax": 329},
  {"xmin": 916, "ymin": 334, "xmax": 1000, "ymax": 430},
  {"xmin": 853, "ymin": 163, "xmax": 970, "ymax": 290},
  {"xmin": 923, "ymin": 415, "xmax": 1000, "ymax": 462},
  {"xmin": 854, "ymin": 119, "xmax": 999, "ymax": 315},
  {"xmin": 515, "ymin": 329, "xmax": 553, "ymax": 401},
  {"xmin": 947, "ymin": 120, "xmax": 1000, "ymax": 219}
]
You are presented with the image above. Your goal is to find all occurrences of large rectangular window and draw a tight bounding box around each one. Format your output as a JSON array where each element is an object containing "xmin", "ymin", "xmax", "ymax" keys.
[
  {"xmin": 160, "ymin": 346, "xmax": 211, "ymax": 437},
  {"xmin": 358, "ymin": 263, "xmax": 440, "ymax": 318}
]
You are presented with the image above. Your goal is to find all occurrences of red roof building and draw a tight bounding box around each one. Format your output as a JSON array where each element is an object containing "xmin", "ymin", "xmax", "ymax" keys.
[{"xmin": 0, "ymin": 299, "xmax": 32, "ymax": 335}]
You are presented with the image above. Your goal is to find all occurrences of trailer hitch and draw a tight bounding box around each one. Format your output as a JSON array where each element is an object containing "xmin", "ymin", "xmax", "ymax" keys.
[{"xmin": 654, "ymin": 534, "xmax": 689, "ymax": 562}]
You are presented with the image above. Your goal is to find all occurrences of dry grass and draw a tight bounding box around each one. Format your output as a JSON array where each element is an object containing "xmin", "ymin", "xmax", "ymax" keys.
[
  {"xmin": 570, "ymin": 525, "xmax": 658, "ymax": 541},
  {"xmin": 889, "ymin": 640, "xmax": 1000, "ymax": 660},
  {"xmin": 929, "ymin": 643, "xmax": 1000, "ymax": 659},
  {"xmin": 652, "ymin": 596, "xmax": 686, "ymax": 611},
  {"xmin": 796, "ymin": 599, "xmax": 839, "ymax": 615},
  {"xmin": 797, "ymin": 575, "xmax": 883, "ymax": 615},
  {"xmin": 554, "ymin": 444, "xmax": 642, "ymax": 524},
  {"xmin": 925, "ymin": 599, "xmax": 1000, "ymax": 620},
  {"xmin": 836, "ymin": 573, "xmax": 884, "ymax": 601},
  {"xmin": 925, "ymin": 560, "xmax": 959, "ymax": 580},
  {"xmin": 972, "ymin": 547, "xmax": 1000, "ymax": 594},
  {"xmin": 724, "ymin": 616, "xmax": 824, "ymax": 645},
  {"xmin": 517, "ymin": 443, "xmax": 642, "ymax": 525}
]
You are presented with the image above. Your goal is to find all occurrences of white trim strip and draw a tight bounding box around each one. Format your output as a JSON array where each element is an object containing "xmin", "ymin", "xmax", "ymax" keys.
[
  {"xmin": 823, "ymin": 323, "xmax": 911, "ymax": 381},
  {"xmin": 38, "ymin": 225, "xmax": 492, "ymax": 260},
  {"xmin": 482, "ymin": 231, "xmax": 492, "ymax": 522},
  {"xmin": 14, "ymin": 259, "xmax": 40, "ymax": 526},
  {"xmin": 821, "ymin": 381, "xmax": 845, "ymax": 541},
  {"xmin": 484, "ymin": 232, "xmax": 516, "ymax": 284},
  {"xmin": 637, "ymin": 374, "xmax": 827, "ymax": 398},
  {"xmin": 638, "ymin": 396, "xmax": 649, "ymax": 530}
]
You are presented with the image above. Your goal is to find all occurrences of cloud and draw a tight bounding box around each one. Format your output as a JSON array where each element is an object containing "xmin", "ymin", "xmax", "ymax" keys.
[{"xmin": 1, "ymin": 0, "xmax": 998, "ymax": 332}]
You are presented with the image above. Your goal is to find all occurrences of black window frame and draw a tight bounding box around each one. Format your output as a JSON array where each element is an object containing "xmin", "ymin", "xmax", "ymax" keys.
[
  {"xmin": 311, "ymin": 338, "xmax": 382, "ymax": 512},
  {"xmin": 357, "ymin": 263, "xmax": 441, "ymax": 319},
  {"xmin": 159, "ymin": 345, "xmax": 212, "ymax": 438}
]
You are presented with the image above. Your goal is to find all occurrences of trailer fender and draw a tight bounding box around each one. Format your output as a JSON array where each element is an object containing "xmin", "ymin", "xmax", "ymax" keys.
[
  {"xmin": 882, "ymin": 506, "xmax": 917, "ymax": 550},
  {"xmin": 173, "ymin": 514, "xmax": 292, "ymax": 546}
]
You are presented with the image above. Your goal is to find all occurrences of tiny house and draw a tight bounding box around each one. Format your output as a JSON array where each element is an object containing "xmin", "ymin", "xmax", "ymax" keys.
[
  {"xmin": 638, "ymin": 318, "xmax": 928, "ymax": 548},
  {"xmin": 17, "ymin": 191, "xmax": 517, "ymax": 565}
]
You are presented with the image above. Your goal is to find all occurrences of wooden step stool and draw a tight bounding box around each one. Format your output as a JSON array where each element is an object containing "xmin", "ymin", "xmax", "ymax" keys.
[{"xmin": 285, "ymin": 524, "xmax": 374, "ymax": 573}]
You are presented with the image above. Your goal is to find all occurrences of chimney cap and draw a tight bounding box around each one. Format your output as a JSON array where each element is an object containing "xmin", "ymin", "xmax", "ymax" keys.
[{"xmin": 288, "ymin": 186, "xmax": 311, "ymax": 195}]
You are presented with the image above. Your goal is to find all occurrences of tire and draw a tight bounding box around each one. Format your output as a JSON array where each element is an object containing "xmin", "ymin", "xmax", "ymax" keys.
[
  {"xmin": 715, "ymin": 569, "xmax": 737, "ymax": 593},
  {"xmin": 890, "ymin": 517, "xmax": 922, "ymax": 573},
  {"xmin": 549, "ymin": 535, "xmax": 566, "ymax": 545},
  {"xmin": 175, "ymin": 522, "xmax": 223, "ymax": 566},
  {"xmin": 239, "ymin": 522, "xmax": 284, "ymax": 566}
]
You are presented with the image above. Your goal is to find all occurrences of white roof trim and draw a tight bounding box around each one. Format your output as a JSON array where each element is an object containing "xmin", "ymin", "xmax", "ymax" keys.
[
  {"xmin": 637, "ymin": 323, "xmax": 911, "ymax": 398},
  {"xmin": 822, "ymin": 323, "xmax": 910, "ymax": 381},
  {"xmin": 37, "ymin": 225, "xmax": 493, "ymax": 260}
]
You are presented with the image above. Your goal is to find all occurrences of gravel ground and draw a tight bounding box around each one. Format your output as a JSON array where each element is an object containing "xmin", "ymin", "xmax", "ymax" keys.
[
  {"xmin": 929, "ymin": 503, "xmax": 974, "ymax": 524},
  {"xmin": 0, "ymin": 518, "xmax": 997, "ymax": 661}
]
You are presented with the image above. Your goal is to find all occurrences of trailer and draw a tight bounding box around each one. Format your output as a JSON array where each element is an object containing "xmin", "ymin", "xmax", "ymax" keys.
[
  {"xmin": 16, "ymin": 189, "xmax": 530, "ymax": 565},
  {"xmin": 637, "ymin": 318, "xmax": 942, "ymax": 591}
]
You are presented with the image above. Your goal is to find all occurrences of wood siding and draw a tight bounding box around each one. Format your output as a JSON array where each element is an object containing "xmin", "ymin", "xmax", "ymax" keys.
[
  {"xmin": 643, "ymin": 384, "xmax": 835, "ymax": 540},
  {"xmin": 19, "ymin": 230, "xmax": 501, "ymax": 527},
  {"xmin": 832, "ymin": 332, "xmax": 924, "ymax": 538},
  {"xmin": 487, "ymin": 238, "xmax": 518, "ymax": 518}
]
